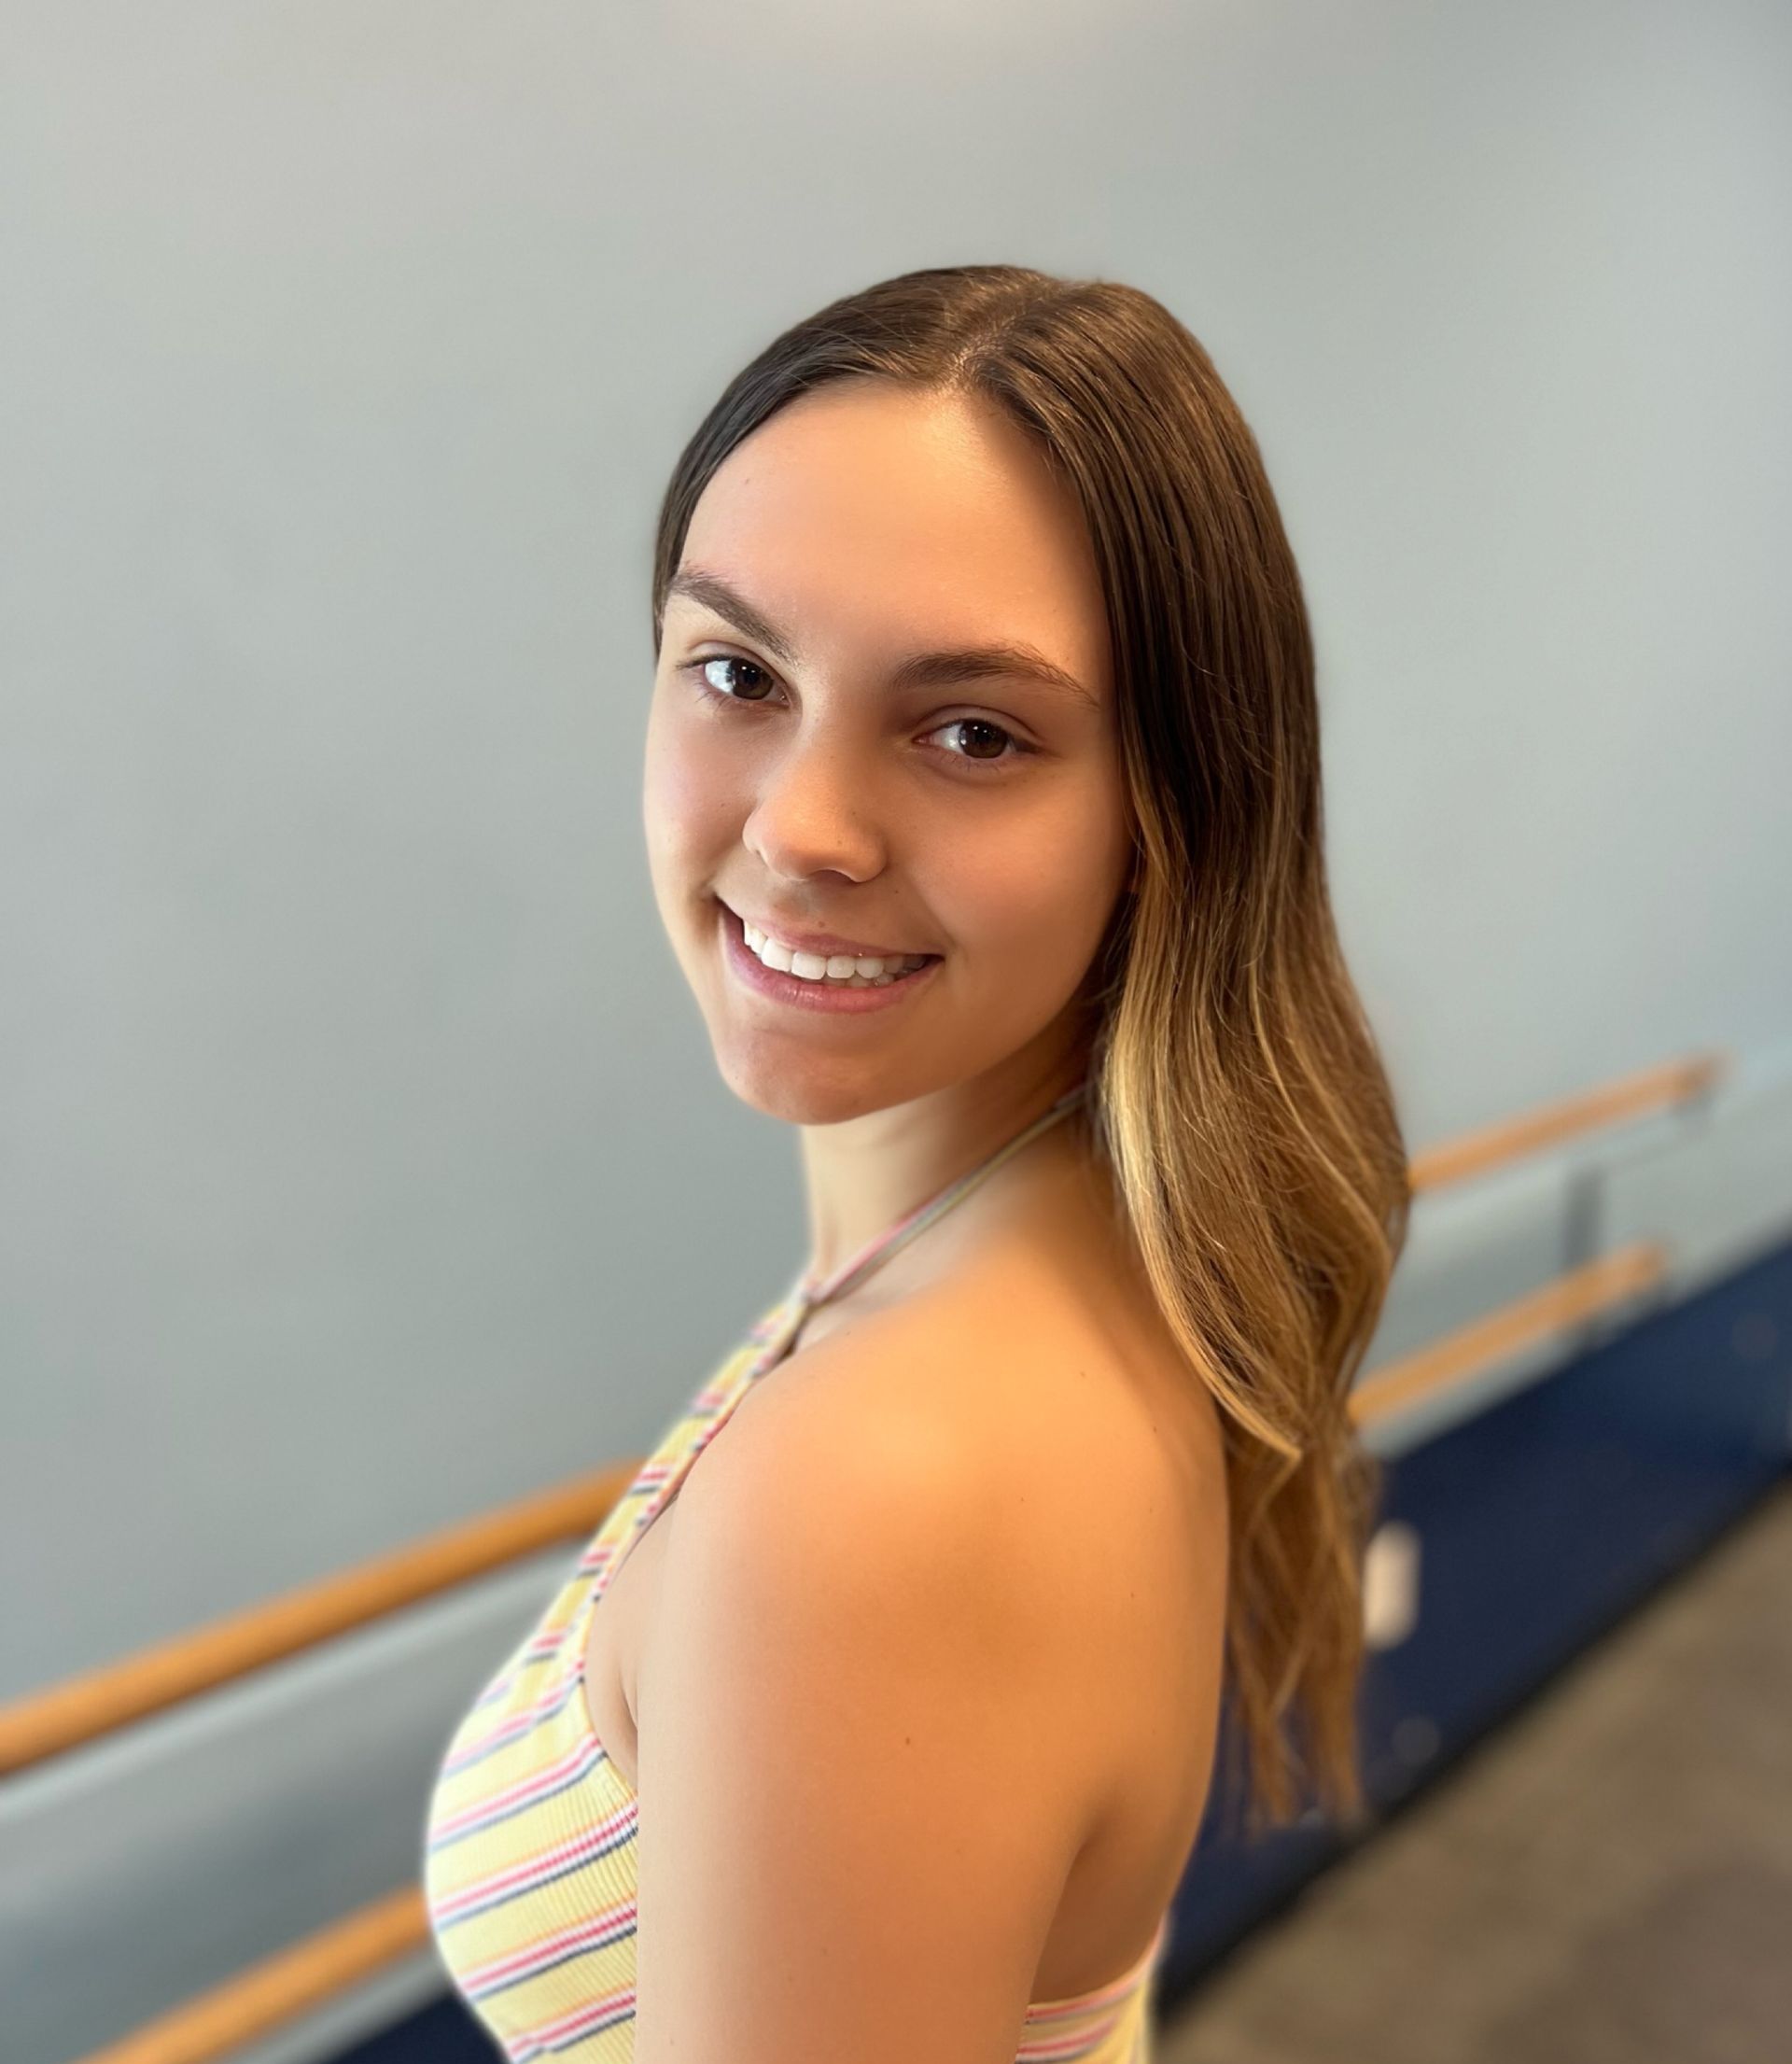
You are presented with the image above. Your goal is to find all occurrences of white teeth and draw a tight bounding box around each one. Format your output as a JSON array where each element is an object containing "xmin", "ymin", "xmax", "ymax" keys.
[{"xmin": 739, "ymin": 918, "xmax": 929, "ymax": 988}]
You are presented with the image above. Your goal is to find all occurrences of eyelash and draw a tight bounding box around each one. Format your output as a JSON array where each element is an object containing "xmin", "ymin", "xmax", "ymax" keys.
[{"xmin": 678, "ymin": 654, "xmax": 1040, "ymax": 777}]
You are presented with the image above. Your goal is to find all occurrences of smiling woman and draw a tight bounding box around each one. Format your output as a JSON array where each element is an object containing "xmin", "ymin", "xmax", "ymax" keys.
[
  {"xmin": 424, "ymin": 262, "xmax": 1410, "ymax": 2062},
  {"xmin": 642, "ymin": 367, "xmax": 1134, "ymax": 1156}
]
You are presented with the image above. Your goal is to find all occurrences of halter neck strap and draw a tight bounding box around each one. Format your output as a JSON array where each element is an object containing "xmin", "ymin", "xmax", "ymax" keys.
[{"xmin": 785, "ymin": 1077, "xmax": 1091, "ymax": 1323}]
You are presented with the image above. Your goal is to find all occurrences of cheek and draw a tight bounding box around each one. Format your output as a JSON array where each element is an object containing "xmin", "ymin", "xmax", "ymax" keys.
[
  {"xmin": 950, "ymin": 771, "xmax": 1129, "ymax": 951},
  {"xmin": 643, "ymin": 701, "xmax": 733, "ymax": 861},
  {"xmin": 936, "ymin": 839, "xmax": 1113, "ymax": 968}
]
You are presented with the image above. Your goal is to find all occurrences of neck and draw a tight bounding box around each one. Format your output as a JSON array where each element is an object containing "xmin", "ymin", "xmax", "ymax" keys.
[{"xmin": 796, "ymin": 1058, "xmax": 1091, "ymax": 1291}]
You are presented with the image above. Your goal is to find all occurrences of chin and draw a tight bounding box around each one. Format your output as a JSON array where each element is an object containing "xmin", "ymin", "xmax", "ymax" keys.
[{"xmin": 712, "ymin": 1047, "xmax": 936, "ymax": 1128}]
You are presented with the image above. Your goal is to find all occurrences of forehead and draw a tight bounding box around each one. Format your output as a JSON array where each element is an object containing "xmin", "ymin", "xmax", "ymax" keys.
[{"xmin": 675, "ymin": 382, "xmax": 1110, "ymax": 694}]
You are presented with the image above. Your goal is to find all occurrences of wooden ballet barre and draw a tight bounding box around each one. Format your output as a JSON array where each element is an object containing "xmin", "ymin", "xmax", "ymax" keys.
[
  {"xmin": 65, "ymin": 1884, "xmax": 429, "ymax": 2064},
  {"xmin": 2, "ymin": 1054, "xmax": 1723, "ymax": 1780},
  {"xmin": 1348, "ymin": 1241, "xmax": 1669, "ymax": 1428},
  {"xmin": 1408, "ymin": 1052, "xmax": 1724, "ymax": 1195},
  {"xmin": 0, "ymin": 1460, "xmax": 639, "ymax": 1777}
]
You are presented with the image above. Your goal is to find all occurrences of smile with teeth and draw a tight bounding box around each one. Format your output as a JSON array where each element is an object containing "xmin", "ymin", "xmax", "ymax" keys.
[{"xmin": 740, "ymin": 918, "xmax": 936, "ymax": 989}]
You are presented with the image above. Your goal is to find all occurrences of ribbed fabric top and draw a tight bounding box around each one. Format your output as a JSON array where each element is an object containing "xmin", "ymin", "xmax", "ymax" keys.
[{"xmin": 422, "ymin": 1080, "xmax": 1172, "ymax": 2060}]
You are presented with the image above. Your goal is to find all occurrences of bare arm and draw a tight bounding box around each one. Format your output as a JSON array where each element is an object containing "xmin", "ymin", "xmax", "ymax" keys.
[{"xmin": 631, "ymin": 1350, "xmax": 1095, "ymax": 2063}]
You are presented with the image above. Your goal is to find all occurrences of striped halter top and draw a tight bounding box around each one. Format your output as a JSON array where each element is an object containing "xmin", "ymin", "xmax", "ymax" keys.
[{"xmin": 422, "ymin": 1079, "xmax": 1172, "ymax": 2061}]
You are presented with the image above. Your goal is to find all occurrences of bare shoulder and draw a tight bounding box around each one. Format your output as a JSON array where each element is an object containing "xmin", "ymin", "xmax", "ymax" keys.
[
  {"xmin": 649, "ymin": 1248, "xmax": 1227, "ymax": 1847},
  {"xmin": 671, "ymin": 1241, "xmax": 1226, "ymax": 1658},
  {"xmin": 924, "ymin": 1243, "xmax": 1233, "ymax": 1669},
  {"xmin": 659, "ymin": 1292, "xmax": 1085, "ymax": 1667}
]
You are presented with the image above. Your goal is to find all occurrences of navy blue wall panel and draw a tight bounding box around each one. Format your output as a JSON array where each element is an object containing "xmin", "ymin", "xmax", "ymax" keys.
[
  {"xmin": 1159, "ymin": 1236, "xmax": 1792, "ymax": 1990},
  {"xmin": 333, "ymin": 1996, "xmax": 495, "ymax": 2064}
]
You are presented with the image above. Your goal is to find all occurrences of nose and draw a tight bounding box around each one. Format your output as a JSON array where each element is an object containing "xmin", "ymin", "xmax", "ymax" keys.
[{"xmin": 741, "ymin": 726, "xmax": 889, "ymax": 884}]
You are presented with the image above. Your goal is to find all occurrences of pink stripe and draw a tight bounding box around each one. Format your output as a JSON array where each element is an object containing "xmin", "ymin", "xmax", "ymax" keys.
[
  {"xmin": 440, "ymin": 1658, "xmax": 592, "ymax": 1773},
  {"xmin": 457, "ymin": 1897, "xmax": 637, "ymax": 1992},
  {"xmin": 1019, "ymin": 1912, "xmax": 1169, "ymax": 2029},
  {"xmin": 432, "ymin": 1807, "xmax": 637, "ymax": 1923},
  {"xmin": 1015, "ymin": 2018, "xmax": 1126, "ymax": 2063},
  {"xmin": 506, "ymin": 1974, "xmax": 637, "ymax": 2057}
]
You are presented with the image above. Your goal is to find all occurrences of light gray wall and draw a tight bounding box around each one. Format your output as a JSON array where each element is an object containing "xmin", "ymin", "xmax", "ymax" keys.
[{"xmin": 4, "ymin": 5, "xmax": 1790, "ymax": 2057}]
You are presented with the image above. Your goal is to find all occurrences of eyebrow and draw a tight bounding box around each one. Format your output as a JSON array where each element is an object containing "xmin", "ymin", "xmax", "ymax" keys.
[{"xmin": 664, "ymin": 564, "xmax": 1099, "ymax": 710}]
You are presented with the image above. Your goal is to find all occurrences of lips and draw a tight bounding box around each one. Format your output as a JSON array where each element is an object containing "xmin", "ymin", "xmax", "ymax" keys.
[
  {"xmin": 717, "ymin": 898, "xmax": 945, "ymax": 1013},
  {"xmin": 720, "ymin": 898, "xmax": 940, "ymax": 965}
]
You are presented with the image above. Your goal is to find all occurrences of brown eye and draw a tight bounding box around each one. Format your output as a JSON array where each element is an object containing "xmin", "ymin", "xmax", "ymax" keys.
[
  {"xmin": 694, "ymin": 654, "xmax": 777, "ymax": 703},
  {"xmin": 937, "ymin": 717, "xmax": 1015, "ymax": 764}
]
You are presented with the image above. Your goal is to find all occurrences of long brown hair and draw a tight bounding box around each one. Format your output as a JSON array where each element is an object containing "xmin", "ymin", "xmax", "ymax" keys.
[{"xmin": 649, "ymin": 264, "xmax": 1411, "ymax": 1836}]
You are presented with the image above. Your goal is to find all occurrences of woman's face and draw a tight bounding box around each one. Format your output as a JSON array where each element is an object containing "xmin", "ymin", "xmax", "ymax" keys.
[{"xmin": 643, "ymin": 378, "xmax": 1132, "ymax": 1126}]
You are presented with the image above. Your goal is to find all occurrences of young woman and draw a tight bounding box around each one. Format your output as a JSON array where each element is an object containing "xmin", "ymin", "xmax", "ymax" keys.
[{"xmin": 425, "ymin": 263, "xmax": 1410, "ymax": 2063}]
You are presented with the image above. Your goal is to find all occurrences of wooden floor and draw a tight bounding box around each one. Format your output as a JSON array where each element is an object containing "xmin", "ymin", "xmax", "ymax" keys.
[{"xmin": 1158, "ymin": 1478, "xmax": 1792, "ymax": 2064}]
